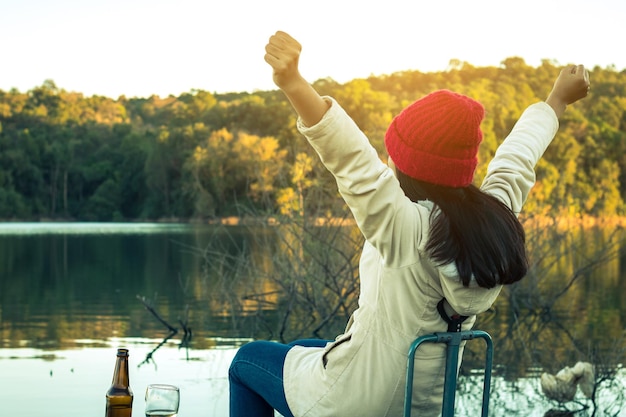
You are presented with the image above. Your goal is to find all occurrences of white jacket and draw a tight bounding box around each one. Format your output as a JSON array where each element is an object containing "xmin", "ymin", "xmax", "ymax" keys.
[{"xmin": 283, "ymin": 97, "xmax": 559, "ymax": 417}]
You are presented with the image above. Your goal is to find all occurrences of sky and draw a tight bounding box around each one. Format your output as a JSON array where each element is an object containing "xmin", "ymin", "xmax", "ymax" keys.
[{"xmin": 1, "ymin": 0, "xmax": 625, "ymax": 99}]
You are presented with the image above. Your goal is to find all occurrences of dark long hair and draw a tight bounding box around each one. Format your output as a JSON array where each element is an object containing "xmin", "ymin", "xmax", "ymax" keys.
[{"xmin": 396, "ymin": 170, "xmax": 528, "ymax": 288}]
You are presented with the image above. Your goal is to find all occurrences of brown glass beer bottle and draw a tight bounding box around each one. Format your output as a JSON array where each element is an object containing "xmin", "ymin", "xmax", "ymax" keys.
[{"xmin": 105, "ymin": 348, "xmax": 134, "ymax": 417}]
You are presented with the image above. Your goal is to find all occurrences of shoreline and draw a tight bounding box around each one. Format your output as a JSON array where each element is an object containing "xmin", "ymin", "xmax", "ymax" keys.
[
  {"xmin": 209, "ymin": 214, "xmax": 626, "ymax": 229},
  {"xmin": 5, "ymin": 215, "xmax": 626, "ymax": 229},
  {"xmin": 520, "ymin": 215, "xmax": 626, "ymax": 231}
]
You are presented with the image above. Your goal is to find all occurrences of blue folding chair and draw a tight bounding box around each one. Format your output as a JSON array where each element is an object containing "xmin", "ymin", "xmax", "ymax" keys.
[{"xmin": 403, "ymin": 330, "xmax": 494, "ymax": 417}]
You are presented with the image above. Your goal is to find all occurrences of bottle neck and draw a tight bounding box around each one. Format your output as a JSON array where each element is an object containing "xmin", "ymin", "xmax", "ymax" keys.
[{"xmin": 111, "ymin": 349, "xmax": 130, "ymax": 388}]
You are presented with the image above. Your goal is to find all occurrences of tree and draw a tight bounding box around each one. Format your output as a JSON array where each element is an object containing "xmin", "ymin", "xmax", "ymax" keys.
[
  {"xmin": 334, "ymin": 79, "xmax": 395, "ymax": 152},
  {"xmin": 276, "ymin": 152, "xmax": 315, "ymax": 217}
]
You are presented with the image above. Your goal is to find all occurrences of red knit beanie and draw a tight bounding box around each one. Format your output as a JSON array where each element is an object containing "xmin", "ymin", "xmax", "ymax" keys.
[{"xmin": 384, "ymin": 89, "xmax": 485, "ymax": 188}]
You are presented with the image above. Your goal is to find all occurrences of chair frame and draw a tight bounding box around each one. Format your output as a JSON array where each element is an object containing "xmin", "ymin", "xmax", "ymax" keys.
[{"xmin": 403, "ymin": 330, "xmax": 493, "ymax": 417}]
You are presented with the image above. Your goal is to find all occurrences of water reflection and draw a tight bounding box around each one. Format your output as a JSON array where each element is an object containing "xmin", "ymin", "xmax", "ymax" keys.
[
  {"xmin": 0, "ymin": 221, "xmax": 625, "ymax": 416},
  {"xmin": 0, "ymin": 223, "xmax": 252, "ymax": 350}
]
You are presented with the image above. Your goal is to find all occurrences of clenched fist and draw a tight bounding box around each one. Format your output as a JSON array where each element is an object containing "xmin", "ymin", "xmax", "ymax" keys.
[{"xmin": 264, "ymin": 31, "xmax": 304, "ymax": 91}]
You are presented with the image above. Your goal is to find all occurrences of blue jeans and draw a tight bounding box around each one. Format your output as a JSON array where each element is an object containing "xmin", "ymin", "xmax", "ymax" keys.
[{"xmin": 228, "ymin": 339, "xmax": 330, "ymax": 417}]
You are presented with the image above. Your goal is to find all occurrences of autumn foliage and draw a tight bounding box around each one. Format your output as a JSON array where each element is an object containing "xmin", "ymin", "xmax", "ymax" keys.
[{"xmin": 0, "ymin": 58, "xmax": 624, "ymax": 221}]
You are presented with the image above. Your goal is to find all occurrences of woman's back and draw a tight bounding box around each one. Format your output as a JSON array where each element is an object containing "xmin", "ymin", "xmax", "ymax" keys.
[{"xmin": 228, "ymin": 31, "xmax": 590, "ymax": 417}]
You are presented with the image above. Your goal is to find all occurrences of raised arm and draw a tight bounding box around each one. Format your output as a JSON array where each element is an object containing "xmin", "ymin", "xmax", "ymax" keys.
[
  {"xmin": 481, "ymin": 64, "xmax": 591, "ymax": 213},
  {"xmin": 264, "ymin": 31, "xmax": 330, "ymax": 127},
  {"xmin": 545, "ymin": 64, "xmax": 590, "ymax": 118}
]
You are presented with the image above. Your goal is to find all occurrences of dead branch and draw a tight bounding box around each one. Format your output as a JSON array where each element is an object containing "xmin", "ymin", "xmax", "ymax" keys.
[{"xmin": 136, "ymin": 294, "xmax": 179, "ymax": 335}]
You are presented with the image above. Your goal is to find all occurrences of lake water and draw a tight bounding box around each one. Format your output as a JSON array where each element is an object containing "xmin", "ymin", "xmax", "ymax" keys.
[{"xmin": 0, "ymin": 222, "xmax": 625, "ymax": 417}]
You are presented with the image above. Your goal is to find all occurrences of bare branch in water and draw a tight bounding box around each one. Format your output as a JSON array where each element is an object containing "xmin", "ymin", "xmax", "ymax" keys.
[
  {"xmin": 136, "ymin": 294, "xmax": 179, "ymax": 334},
  {"xmin": 137, "ymin": 329, "xmax": 178, "ymax": 369}
]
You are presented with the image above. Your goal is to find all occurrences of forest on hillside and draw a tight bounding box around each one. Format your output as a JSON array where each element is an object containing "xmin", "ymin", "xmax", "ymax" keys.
[{"xmin": 0, "ymin": 57, "xmax": 625, "ymax": 221}]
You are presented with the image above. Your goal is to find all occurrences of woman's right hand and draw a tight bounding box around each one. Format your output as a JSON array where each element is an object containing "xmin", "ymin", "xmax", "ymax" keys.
[
  {"xmin": 264, "ymin": 31, "xmax": 305, "ymax": 92},
  {"xmin": 263, "ymin": 31, "xmax": 329, "ymax": 127}
]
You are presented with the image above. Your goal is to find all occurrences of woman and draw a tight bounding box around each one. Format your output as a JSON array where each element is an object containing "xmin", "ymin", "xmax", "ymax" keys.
[{"xmin": 228, "ymin": 31, "xmax": 590, "ymax": 417}]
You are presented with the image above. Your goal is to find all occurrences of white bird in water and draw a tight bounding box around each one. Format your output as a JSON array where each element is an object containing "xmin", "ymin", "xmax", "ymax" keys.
[{"xmin": 540, "ymin": 362, "xmax": 595, "ymax": 402}]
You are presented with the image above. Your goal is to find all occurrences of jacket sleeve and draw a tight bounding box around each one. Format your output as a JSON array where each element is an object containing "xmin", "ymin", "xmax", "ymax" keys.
[
  {"xmin": 481, "ymin": 102, "xmax": 559, "ymax": 214},
  {"xmin": 297, "ymin": 97, "xmax": 427, "ymax": 266}
]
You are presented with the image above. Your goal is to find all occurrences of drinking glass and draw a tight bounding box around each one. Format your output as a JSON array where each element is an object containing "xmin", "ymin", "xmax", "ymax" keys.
[{"xmin": 145, "ymin": 384, "xmax": 180, "ymax": 417}]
